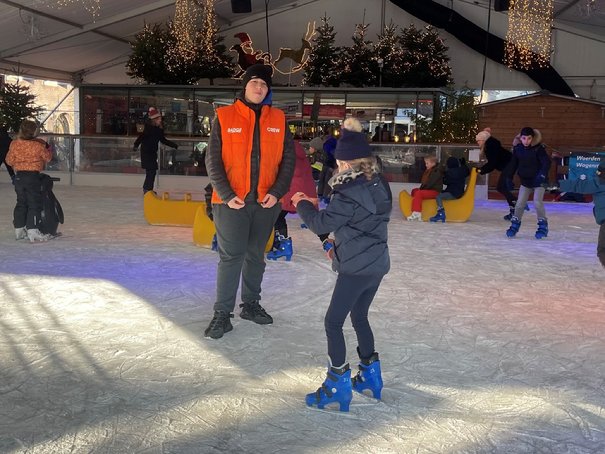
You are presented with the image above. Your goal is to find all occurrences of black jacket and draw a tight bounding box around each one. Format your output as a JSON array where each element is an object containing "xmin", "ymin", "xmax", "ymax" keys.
[
  {"xmin": 509, "ymin": 142, "xmax": 551, "ymax": 188},
  {"xmin": 478, "ymin": 136, "xmax": 512, "ymax": 174},
  {"xmin": 133, "ymin": 123, "xmax": 178, "ymax": 170},
  {"xmin": 297, "ymin": 171, "xmax": 392, "ymax": 276},
  {"xmin": 442, "ymin": 158, "xmax": 470, "ymax": 198}
]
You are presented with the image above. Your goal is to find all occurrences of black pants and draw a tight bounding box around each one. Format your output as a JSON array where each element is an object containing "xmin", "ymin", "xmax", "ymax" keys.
[
  {"xmin": 324, "ymin": 273, "xmax": 384, "ymax": 367},
  {"xmin": 13, "ymin": 171, "xmax": 42, "ymax": 230},
  {"xmin": 143, "ymin": 168, "xmax": 156, "ymax": 191},
  {"xmin": 496, "ymin": 171, "xmax": 517, "ymax": 208}
]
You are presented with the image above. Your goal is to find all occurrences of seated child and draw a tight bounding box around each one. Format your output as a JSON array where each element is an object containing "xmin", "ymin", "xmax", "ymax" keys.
[
  {"xmin": 430, "ymin": 157, "xmax": 470, "ymax": 223},
  {"xmin": 407, "ymin": 154, "xmax": 443, "ymax": 221},
  {"xmin": 557, "ymin": 161, "xmax": 605, "ymax": 268}
]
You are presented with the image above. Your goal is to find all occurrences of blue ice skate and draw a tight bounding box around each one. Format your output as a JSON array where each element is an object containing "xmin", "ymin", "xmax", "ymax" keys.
[
  {"xmin": 430, "ymin": 208, "xmax": 446, "ymax": 223},
  {"xmin": 267, "ymin": 236, "xmax": 293, "ymax": 261},
  {"xmin": 506, "ymin": 216, "xmax": 521, "ymax": 238},
  {"xmin": 535, "ymin": 218, "xmax": 548, "ymax": 239},
  {"xmin": 306, "ymin": 364, "xmax": 352, "ymax": 412},
  {"xmin": 352, "ymin": 351, "xmax": 383, "ymax": 400}
]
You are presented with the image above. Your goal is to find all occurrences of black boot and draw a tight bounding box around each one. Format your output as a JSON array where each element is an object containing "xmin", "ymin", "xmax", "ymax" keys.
[
  {"xmin": 240, "ymin": 301, "xmax": 273, "ymax": 324},
  {"xmin": 204, "ymin": 311, "xmax": 234, "ymax": 339}
]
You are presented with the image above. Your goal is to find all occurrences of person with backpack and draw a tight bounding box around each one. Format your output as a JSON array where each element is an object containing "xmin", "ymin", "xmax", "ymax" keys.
[{"xmin": 5, "ymin": 120, "xmax": 53, "ymax": 242}]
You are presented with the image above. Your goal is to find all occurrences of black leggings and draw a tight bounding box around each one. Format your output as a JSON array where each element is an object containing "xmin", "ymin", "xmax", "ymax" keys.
[
  {"xmin": 496, "ymin": 171, "xmax": 517, "ymax": 208},
  {"xmin": 324, "ymin": 273, "xmax": 384, "ymax": 367}
]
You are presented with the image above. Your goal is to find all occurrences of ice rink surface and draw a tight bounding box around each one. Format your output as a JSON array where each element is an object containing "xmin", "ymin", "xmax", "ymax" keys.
[{"xmin": 0, "ymin": 182, "xmax": 604, "ymax": 454}]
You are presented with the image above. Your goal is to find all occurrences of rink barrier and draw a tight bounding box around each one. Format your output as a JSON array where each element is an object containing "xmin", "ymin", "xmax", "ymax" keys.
[
  {"xmin": 143, "ymin": 191, "xmax": 205, "ymax": 226},
  {"xmin": 192, "ymin": 206, "xmax": 274, "ymax": 252},
  {"xmin": 399, "ymin": 167, "xmax": 478, "ymax": 222}
]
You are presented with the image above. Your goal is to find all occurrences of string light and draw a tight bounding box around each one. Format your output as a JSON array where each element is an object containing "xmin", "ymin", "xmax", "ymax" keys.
[
  {"xmin": 174, "ymin": 0, "xmax": 201, "ymax": 62},
  {"xmin": 504, "ymin": 0, "xmax": 554, "ymax": 70},
  {"xmin": 41, "ymin": 0, "xmax": 102, "ymax": 20}
]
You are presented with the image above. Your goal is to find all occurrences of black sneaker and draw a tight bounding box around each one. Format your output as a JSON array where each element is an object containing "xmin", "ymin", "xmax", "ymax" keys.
[
  {"xmin": 239, "ymin": 301, "xmax": 273, "ymax": 325},
  {"xmin": 204, "ymin": 311, "xmax": 234, "ymax": 339}
]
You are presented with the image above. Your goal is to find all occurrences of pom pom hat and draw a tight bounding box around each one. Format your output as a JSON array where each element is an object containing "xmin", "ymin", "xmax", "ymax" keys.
[
  {"xmin": 475, "ymin": 129, "xmax": 491, "ymax": 142},
  {"xmin": 334, "ymin": 129, "xmax": 372, "ymax": 161},
  {"xmin": 148, "ymin": 107, "xmax": 161, "ymax": 119}
]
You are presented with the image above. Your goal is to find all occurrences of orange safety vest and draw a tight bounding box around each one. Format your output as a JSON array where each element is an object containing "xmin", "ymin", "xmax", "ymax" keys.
[{"xmin": 212, "ymin": 100, "xmax": 286, "ymax": 204}]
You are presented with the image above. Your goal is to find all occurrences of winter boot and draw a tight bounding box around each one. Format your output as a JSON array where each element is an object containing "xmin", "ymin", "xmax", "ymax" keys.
[
  {"xmin": 506, "ymin": 216, "xmax": 521, "ymax": 238},
  {"xmin": 352, "ymin": 350, "xmax": 383, "ymax": 400},
  {"xmin": 407, "ymin": 211, "xmax": 422, "ymax": 221},
  {"xmin": 27, "ymin": 228, "xmax": 52, "ymax": 243},
  {"xmin": 204, "ymin": 311, "xmax": 234, "ymax": 339},
  {"xmin": 239, "ymin": 300, "xmax": 273, "ymax": 324},
  {"xmin": 267, "ymin": 236, "xmax": 293, "ymax": 261},
  {"xmin": 305, "ymin": 363, "xmax": 352, "ymax": 412},
  {"xmin": 535, "ymin": 218, "xmax": 549, "ymax": 239},
  {"xmin": 211, "ymin": 233, "xmax": 218, "ymax": 252},
  {"xmin": 15, "ymin": 227, "xmax": 27, "ymax": 240},
  {"xmin": 429, "ymin": 208, "xmax": 446, "ymax": 223}
]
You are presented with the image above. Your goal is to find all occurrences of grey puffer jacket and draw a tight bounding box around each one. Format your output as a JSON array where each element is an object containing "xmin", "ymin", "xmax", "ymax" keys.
[{"xmin": 296, "ymin": 170, "xmax": 392, "ymax": 276}]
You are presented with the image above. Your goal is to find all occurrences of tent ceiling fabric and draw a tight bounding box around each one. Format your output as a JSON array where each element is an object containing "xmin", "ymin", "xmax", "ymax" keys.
[{"xmin": 0, "ymin": 0, "xmax": 603, "ymax": 84}]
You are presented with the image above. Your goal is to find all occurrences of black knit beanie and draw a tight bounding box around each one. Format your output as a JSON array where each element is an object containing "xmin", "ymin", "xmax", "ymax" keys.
[
  {"xmin": 242, "ymin": 64, "xmax": 272, "ymax": 88},
  {"xmin": 334, "ymin": 129, "xmax": 372, "ymax": 161}
]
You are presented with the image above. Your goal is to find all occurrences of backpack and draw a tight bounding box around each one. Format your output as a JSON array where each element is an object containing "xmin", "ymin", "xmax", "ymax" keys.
[{"xmin": 39, "ymin": 173, "xmax": 64, "ymax": 235}]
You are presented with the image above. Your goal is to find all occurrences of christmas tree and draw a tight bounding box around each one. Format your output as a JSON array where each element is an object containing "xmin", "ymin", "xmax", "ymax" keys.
[
  {"xmin": 414, "ymin": 87, "xmax": 477, "ymax": 143},
  {"xmin": 302, "ymin": 14, "xmax": 344, "ymax": 87},
  {"xmin": 126, "ymin": 0, "xmax": 234, "ymax": 85},
  {"xmin": 126, "ymin": 23, "xmax": 172, "ymax": 84},
  {"xmin": 399, "ymin": 25, "xmax": 452, "ymax": 88},
  {"xmin": 0, "ymin": 81, "xmax": 44, "ymax": 133},
  {"xmin": 341, "ymin": 23, "xmax": 378, "ymax": 87},
  {"xmin": 373, "ymin": 22, "xmax": 406, "ymax": 87}
]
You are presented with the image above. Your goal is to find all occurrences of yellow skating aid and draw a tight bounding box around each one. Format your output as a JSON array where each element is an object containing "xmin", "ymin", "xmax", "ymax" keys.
[
  {"xmin": 143, "ymin": 191, "xmax": 205, "ymax": 226},
  {"xmin": 399, "ymin": 167, "xmax": 478, "ymax": 223}
]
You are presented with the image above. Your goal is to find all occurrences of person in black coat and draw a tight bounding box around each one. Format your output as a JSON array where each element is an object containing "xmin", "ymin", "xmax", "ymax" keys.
[
  {"xmin": 133, "ymin": 107, "xmax": 178, "ymax": 194},
  {"xmin": 475, "ymin": 128, "xmax": 517, "ymax": 219},
  {"xmin": 430, "ymin": 156, "xmax": 470, "ymax": 222},
  {"xmin": 0, "ymin": 126, "xmax": 15, "ymax": 182},
  {"xmin": 506, "ymin": 127, "xmax": 551, "ymax": 239},
  {"xmin": 292, "ymin": 118, "xmax": 391, "ymax": 412}
]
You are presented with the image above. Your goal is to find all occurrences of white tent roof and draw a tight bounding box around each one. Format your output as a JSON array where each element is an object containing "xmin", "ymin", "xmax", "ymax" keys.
[{"xmin": 0, "ymin": 0, "xmax": 603, "ymax": 88}]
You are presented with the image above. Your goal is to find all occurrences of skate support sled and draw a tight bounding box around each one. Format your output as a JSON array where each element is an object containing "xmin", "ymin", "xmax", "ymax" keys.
[
  {"xmin": 144, "ymin": 191, "xmax": 205, "ymax": 226},
  {"xmin": 399, "ymin": 168, "xmax": 478, "ymax": 222},
  {"xmin": 192, "ymin": 205, "xmax": 274, "ymax": 251}
]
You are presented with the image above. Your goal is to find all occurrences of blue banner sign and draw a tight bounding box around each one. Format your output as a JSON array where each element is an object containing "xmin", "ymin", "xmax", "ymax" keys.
[{"xmin": 568, "ymin": 152, "xmax": 605, "ymax": 180}]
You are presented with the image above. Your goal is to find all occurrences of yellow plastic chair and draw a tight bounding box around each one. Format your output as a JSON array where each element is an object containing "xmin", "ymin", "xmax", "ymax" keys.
[
  {"xmin": 399, "ymin": 168, "xmax": 478, "ymax": 222},
  {"xmin": 143, "ymin": 191, "xmax": 205, "ymax": 226}
]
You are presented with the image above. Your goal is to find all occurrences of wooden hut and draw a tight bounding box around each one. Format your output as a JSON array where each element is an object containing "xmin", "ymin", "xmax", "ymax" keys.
[{"xmin": 476, "ymin": 91, "xmax": 605, "ymax": 188}]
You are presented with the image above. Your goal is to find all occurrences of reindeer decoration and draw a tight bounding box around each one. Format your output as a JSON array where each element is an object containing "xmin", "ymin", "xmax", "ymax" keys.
[{"xmin": 273, "ymin": 22, "xmax": 316, "ymax": 74}]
